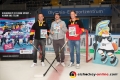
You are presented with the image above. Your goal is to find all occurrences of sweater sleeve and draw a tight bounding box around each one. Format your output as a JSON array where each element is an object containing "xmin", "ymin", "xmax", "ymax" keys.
[
  {"xmin": 66, "ymin": 31, "xmax": 69, "ymax": 39},
  {"xmin": 66, "ymin": 21, "xmax": 70, "ymax": 39},
  {"xmin": 78, "ymin": 20, "xmax": 85, "ymax": 35},
  {"xmin": 50, "ymin": 22, "xmax": 54, "ymax": 35},
  {"xmin": 29, "ymin": 22, "xmax": 36, "ymax": 40},
  {"xmin": 78, "ymin": 28, "xmax": 84, "ymax": 35},
  {"xmin": 46, "ymin": 22, "xmax": 50, "ymax": 36}
]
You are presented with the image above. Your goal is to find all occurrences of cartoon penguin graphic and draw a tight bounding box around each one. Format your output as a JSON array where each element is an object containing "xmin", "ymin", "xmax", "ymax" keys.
[{"xmin": 93, "ymin": 20, "xmax": 118, "ymax": 66}]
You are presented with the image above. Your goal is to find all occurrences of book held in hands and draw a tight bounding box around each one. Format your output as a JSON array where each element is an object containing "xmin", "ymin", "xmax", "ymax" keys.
[
  {"xmin": 69, "ymin": 27, "xmax": 76, "ymax": 36},
  {"xmin": 53, "ymin": 24, "xmax": 60, "ymax": 33},
  {"xmin": 40, "ymin": 29, "xmax": 47, "ymax": 38}
]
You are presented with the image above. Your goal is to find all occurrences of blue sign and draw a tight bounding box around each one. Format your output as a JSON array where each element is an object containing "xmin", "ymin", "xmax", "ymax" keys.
[{"xmin": 41, "ymin": 7, "xmax": 111, "ymax": 17}]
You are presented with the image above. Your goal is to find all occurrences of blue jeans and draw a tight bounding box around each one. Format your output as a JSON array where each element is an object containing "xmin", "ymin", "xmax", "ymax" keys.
[{"xmin": 68, "ymin": 40, "xmax": 80, "ymax": 64}]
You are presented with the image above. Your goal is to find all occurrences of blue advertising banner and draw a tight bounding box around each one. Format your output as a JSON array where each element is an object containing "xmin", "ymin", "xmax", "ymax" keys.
[
  {"xmin": 0, "ymin": 10, "xmax": 35, "ymax": 59},
  {"xmin": 41, "ymin": 7, "xmax": 111, "ymax": 17}
]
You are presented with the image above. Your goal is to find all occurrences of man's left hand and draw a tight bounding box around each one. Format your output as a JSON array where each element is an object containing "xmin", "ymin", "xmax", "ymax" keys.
[
  {"xmin": 74, "ymin": 34, "xmax": 79, "ymax": 37},
  {"xmin": 60, "ymin": 24, "xmax": 62, "ymax": 28},
  {"xmin": 46, "ymin": 34, "xmax": 48, "ymax": 38}
]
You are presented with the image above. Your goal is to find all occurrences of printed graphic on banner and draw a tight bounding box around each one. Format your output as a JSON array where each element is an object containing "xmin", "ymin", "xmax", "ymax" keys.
[
  {"xmin": 3, "ymin": 43, "xmax": 14, "ymax": 51},
  {"xmin": 93, "ymin": 20, "xmax": 119, "ymax": 66},
  {"xmin": 40, "ymin": 29, "xmax": 47, "ymax": 38},
  {"xmin": 41, "ymin": 7, "xmax": 112, "ymax": 17},
  {"xmin": 20, "ymin": 50, "xmax": 32, "ymax": 54},
  {"xmin": 0, "ymin": 18, "xmax": 35, "ymax": 54},
  {"xmin": 69, "ymin": 27, "xmax": 76, "ymax": 36},
  {"xmin": 53, "ymin": 24, "xmax": 60, "ymax": 33}
]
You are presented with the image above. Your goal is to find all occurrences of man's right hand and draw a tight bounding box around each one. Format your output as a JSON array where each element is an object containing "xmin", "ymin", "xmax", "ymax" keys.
[
  {"xmin": 29, "ymin": 40, "xmax": 33, "ymax": 44},
  {"xmin": 51, "ymin": 31, "xmax": 54, "ymax": 35},
  {"xmin": 66, "ymin": 38, "xmax": 68, "ymax": 42}
]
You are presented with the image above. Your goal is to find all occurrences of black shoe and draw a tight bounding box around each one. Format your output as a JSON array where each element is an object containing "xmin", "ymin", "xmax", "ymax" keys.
[
  {"xmin": 101, "ymin": 55, "xmax": 108, "ymax": 63},
  {"xmin": 110, "ymin": 56, "xmax": 118, "ymax": 66}
]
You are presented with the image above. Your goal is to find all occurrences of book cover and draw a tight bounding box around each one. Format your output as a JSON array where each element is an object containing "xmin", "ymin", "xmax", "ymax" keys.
[
  {"xmin": 53, "ymin": 24, "xmax": 60, "ymax": 33},
  {"xmin": 40, "ymin": 29, "xmax": 47, "ymax": 38},
  {"xmin": 69, "ymin": 27, "xmax": 76, "ymax": 36}
]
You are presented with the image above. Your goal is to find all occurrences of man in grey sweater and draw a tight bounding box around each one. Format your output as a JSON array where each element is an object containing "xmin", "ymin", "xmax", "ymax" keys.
[{"xmin": 50, "ymin": 12, "xmax": 67, "ymax": 67}]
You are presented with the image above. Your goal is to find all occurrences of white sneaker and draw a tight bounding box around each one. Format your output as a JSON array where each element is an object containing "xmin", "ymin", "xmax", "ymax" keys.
[
  {"xmin": 56, "ymin": 62, "xmax": 60, "ymax": 66},
  {"xmin": 41, "ymin": 62, "xmax": 45, "ymax": 67},
  {"xmin": 31, "ymin": 63, "xmax": 37, "ymax": 67},
  {"xmin": 68, "ymin": 62, "xmax": 74, "ymax": 67},
  {"xmin": 76, "ymin": 64, "xmax": 80, "ymax": 69},
  {"xmin": 61, "ymin": 62, "xmax": 65, "ymax": 67}
]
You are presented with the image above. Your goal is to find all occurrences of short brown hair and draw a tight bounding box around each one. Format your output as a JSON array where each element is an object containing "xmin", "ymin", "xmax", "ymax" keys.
[
  {"xmin": 70, "ymin": 10, "xmax": 76, "ymax": 14},
  {"xmin": 38, "ymin": 13, "xmax": 44, "ymax": 17}
]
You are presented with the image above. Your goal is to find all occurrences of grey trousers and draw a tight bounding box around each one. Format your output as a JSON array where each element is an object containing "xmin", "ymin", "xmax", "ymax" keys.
[
  {"xmin": 33, "ymin": 39, "xmax": 46, "ymax": 63},
  {"xmin": 53, "ymin": 38, "xmax": 65, "ymax": 62}
]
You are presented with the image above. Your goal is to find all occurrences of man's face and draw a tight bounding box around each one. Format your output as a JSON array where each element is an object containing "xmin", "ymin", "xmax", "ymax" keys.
[
  {"xmin": 38, "ymin": 14, "xmax": 44, "ymax": 21},
  {"xmin": 70, "ymin": 12, "xmax": 76, "ymax": 19},
  {"xmin": 55, "ymin": 14, "xmax": 60, "ymax": 20}
]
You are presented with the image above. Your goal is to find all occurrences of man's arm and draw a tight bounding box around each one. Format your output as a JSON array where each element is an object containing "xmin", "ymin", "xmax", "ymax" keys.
[
  {"xmin": 78, "ymin": 20, "xmax": 85, "ymax": 35},
  {"xmin": 46, "ymin": 22, "xmax": 50, "ymax": 36},
  {"xmin": 65, "ymin": 21, "xmax": 70, "ymax": 40},
  {"xmin": 50, "ymin": 22, "xmax": 54, "ymax": 35},
  {"xmin": 29, "ymin": 22, "xmax": 36, "ymax": 40}
]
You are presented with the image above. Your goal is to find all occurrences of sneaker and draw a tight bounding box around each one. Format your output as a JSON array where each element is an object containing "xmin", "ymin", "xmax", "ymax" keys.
[
  {"xmin": 76, "ymin": 64, "xmax": 80, "ymax": 69},
  {"xmin": 68, "ymin": 62, "xmax": 74, "ymax": 67},
  {"xmin": 31, "ymin": 63, "xmax": 37, "ymax": 67},
  {"xmin": 56, "ymin": 62, "xmax": 60, "ymax": 66},
  {"xmin": 61, "ymin": 62, "xmax": 65, "ymax": 67},
  {"xmin": 41, "ymin": 62, "xmax": 45, "ymax": 67}
]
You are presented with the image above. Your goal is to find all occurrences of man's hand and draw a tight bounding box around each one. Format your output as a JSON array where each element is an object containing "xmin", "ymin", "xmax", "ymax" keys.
[
  {"xmin": 29, "ymin": 40, "xmax": 33, "ymax": 44},
  {"xmin": 84, "ymin": 29, "xmax": 86, "ymax": 32},
  {"xmin": 74, "ymin": 34, "xmax": 79, "ymax": 37},
  {"xmin": 46, "ymin": 34, "xmax": 48, "ymax": 38},
  {"xmin": 66, "ymin": 38, "xmax": 68, "ymax": 42},
  {"xmin": 51, "ymin": 31, "xmax": 54, "ymax": 34},
  {"xmin": 60, "ymin": 24, "xmax": 62, "ymax": 28}
]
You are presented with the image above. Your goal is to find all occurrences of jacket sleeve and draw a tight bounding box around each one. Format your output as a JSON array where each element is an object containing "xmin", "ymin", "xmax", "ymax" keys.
[
  {"xmin": 66, "ymin": 31, "xmax": 69, "ymax": 39},
  {"xmin": 66, "ymin": 22, "xmax": 70, "ymax": 39},
  {"xmin": 78, "ymin": 28, "xmax": 84, "ymax": 35},
  {"xmin": 46, "ymin": 22, "xmax": 50, "ymax": 36},
  {"xmin": 50, "ymin": 22, "xmax": 53, "ymax": 35},
  {"xmin": 29, "ymin": 22, "xmax": 36, "ymax": 40},
  {"xmin": 78, "ymin": 20, "xmax": 85, "ymax": 35}
]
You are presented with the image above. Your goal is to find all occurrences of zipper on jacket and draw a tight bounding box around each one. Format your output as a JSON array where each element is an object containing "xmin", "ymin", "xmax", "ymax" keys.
[
  {"xmin": 55, "ymin": 20, "xmax": 61, "ymax": 40},
  {"xmin": 57, "ymin": 33, "xmax": 58, "ymax": 39}
]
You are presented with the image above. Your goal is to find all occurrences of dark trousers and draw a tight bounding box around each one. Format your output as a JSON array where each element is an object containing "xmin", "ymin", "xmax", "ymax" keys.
[
  {"xmin": 53, "ymin": 38, "xmax": 65, "ymax": 62},
  {"xmin": 33, "ymin": 39, "xmax": 46, "ymax": 63}
]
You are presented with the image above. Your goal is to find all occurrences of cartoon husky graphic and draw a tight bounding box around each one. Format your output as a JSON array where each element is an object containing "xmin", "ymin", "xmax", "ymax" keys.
[{"xmin": 93, "ymin": 20, "xmax": 118, "ymax": 66}]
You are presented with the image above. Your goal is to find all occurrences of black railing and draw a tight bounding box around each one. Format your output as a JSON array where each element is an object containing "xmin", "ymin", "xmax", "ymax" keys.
[
  {"xmin": 0, "ymin": 0, "xmax": 7, "ymax": 4},
  {"xmin": 61, "ymin": 0, "xmax": 90, "ymax": 6},
  {"xmin": 1, "ymin": 0, "xmax": 120, "ymax": 10}
]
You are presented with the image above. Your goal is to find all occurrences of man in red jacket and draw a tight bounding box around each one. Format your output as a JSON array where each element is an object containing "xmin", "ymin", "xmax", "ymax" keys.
[{"xmin": 66, "ymin": 10, "xmax": 85, "ymax": 69}]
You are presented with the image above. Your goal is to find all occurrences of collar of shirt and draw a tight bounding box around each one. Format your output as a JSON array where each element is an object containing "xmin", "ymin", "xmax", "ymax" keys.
[{"xmin": 55, "ymin": 19, "xmax": 62, "ymax": 24}]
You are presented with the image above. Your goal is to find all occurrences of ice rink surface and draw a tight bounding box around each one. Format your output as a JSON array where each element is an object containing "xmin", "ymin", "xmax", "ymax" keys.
[{"xmin": 0, "ymin": 54, "xmax": 120, "ymax": 80}]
